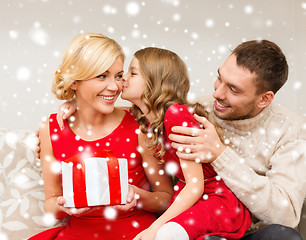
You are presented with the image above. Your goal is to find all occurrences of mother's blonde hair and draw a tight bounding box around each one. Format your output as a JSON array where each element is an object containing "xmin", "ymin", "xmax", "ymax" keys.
[
  {"xmin": 131, "ymin": 47, "xmax": 210, "ymax": 158},
  {"xmin": 52, "ymin": 33, "xmax": 125, "ymax": 100}
]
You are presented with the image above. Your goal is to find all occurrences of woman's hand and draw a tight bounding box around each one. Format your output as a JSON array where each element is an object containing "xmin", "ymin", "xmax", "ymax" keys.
[
  {"xmin": 56, "ymin": 196, "xmax": 102, "ymax": 217},
  {"xmin": 114, "ymin": 184, "xmax": 138, "ymax": 212},
  {"xmin": 56, "ymin": 184, "xmax": 138, "ymax": 217}
]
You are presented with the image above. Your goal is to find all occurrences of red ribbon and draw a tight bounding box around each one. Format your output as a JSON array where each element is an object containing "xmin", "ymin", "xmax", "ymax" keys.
[{"xmin": 62, "ymin": 149, "xmax": 122, "ymax": 207}]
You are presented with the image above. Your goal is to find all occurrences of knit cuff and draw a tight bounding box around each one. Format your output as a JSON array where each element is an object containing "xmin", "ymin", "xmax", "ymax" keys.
[{"xmin": 211, "ymin": 146, "xmax": 239, "ymax": 172}]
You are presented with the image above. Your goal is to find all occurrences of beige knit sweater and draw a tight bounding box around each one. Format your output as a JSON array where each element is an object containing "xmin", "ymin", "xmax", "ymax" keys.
[{"xmin": 199, "ymin": 96, "xmax": 306, "ymax": 229}]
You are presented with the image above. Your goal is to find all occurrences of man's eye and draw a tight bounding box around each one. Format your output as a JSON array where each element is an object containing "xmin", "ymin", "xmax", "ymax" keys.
[{"xmin": 230, "ymin": 87, "xmax": 238, "ymax": 93}]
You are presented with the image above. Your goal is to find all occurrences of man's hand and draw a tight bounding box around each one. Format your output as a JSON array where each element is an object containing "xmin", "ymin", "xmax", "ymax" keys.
[{"xmin": 169, "ymin": 114, "xmax": 227, "ymax": 163}]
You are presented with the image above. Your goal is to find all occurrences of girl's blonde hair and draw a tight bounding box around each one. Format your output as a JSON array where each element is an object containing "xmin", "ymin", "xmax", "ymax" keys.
[
  {"xmin": 131, "ymin": 47, "xmax": 211, "ymax": 158},
  {"xmin": 52, "ymin": 33, "xmax": 125, "ymax": 100}
]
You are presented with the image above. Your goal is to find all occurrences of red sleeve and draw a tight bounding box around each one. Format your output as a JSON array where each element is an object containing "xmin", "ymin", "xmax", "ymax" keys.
[{"xmin": 164, "ymin": 104, "xmax": 202, "ymax": 139}]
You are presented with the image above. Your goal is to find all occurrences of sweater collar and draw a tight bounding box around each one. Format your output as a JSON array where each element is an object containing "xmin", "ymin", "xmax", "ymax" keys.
[{"xmin": 210, "ymin": 103, "xmax": 271, "ymax": 135}]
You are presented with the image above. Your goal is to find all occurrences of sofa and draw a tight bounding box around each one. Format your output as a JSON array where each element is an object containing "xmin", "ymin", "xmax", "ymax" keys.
[
  {"xmin": 0, "ymin": 127, "xmax": 305, "ymax": 239},
  {"xmin": 0, "ymin": 128, "xmax": 65, "ymax": 240}
]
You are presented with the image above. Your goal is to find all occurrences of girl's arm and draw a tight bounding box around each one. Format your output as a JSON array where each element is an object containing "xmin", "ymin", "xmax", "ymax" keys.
[
  {"xmin": 152, "ymin": 159, "xmax": 204, "ymax": 230},
  {"xmin": 134, "ymin": 158, "xmax": 204, "ymax": 240},
  {"xmin": 134, "ymin": 132, "xmax": 173, "ymax": 213},
  {"xmin": 134, "ymin": 105, "xmax": 205, "ymax": 239},
  {"xmin": 56, "ymin": 100, "xmax": 77, "ymax": 130}
]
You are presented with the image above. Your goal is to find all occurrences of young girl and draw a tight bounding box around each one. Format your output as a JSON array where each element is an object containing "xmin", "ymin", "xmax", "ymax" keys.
[
  {"xmin": 121, "ymin": 47, "xmax": 252, "ymax": 240},
  {"xmin": 29, "ymin": 34, "xmax": 173, "ymax": 240}
]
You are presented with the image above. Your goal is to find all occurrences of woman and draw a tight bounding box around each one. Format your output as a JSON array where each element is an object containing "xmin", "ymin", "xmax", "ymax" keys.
[{"xmin": 30, "ymin": 33, "xmax": 172, "ymax": 240}]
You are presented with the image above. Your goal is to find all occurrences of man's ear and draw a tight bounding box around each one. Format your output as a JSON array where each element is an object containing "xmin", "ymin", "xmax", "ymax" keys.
[
  {"xmin": 258, "ymin": 91, "xmax": 274, "ymax": 109},
  {"xmin": 70, "ymin": 81, "xmax": 78, "ymax": 90}
]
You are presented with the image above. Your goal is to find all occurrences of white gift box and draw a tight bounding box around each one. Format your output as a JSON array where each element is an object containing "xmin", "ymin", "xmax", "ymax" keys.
[{"xmin": 61, "ymin": 153, "xmax": 128, "ymax": 208}]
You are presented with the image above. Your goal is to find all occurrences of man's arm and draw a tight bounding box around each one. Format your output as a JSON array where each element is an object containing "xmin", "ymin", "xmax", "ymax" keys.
[
  {"xmin": 211, "ymin": 140, "xmax": 306, "ymax": 228},
  {"xmin": 169, "ymin": 114, "xmax": 306, "ymax": 228}
]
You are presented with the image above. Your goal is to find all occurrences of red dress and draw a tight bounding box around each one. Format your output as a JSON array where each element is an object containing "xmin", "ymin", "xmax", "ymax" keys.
[
  {"xmin": 29, "ymin": 111, "xmax": 156, "ymax": 240},
  {"xmin": 163, "ymin": 104, "xmax": 252, "ymax": 240}
]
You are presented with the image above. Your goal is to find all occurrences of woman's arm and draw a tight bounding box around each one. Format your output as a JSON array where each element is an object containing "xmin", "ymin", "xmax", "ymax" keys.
[
  {"xmin": 39, "ymin": 118, "xmax": 68, "ymax": 219},
  {"xmin": 152, "ymin": 159, "xmax": 204, "ymax": 228},
  {"xmin": 135, "ymin": 132, "xmax": 173, "ymax": 213},
  {"xmin": 109, "ymin": 131, "xmax": 173, "ymax": 214},
  {"xmin": 40, "ymin": 118, "xmax": 96, "ymax": 219}
]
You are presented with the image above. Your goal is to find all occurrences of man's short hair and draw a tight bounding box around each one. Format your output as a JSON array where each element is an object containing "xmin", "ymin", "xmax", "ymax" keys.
[{"xmin": 232, "ymin": 40, "xmax": 288, "ymax": 94}]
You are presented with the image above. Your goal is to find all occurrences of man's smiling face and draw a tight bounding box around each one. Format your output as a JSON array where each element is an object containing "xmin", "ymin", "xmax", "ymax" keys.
[{"xmin": 213, "ymin": 54, "xmax": 264, "ymax": 120}]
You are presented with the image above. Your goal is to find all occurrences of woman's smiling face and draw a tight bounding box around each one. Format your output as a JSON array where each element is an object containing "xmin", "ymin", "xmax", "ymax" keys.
[{"xmin": 72, "ymin": 57, "xmax": 124, "ymax": 115}]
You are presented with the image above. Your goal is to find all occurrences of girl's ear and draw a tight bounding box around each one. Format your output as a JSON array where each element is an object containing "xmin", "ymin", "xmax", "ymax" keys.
[
  {"xmin": 70, "ymin": 81, "xmax": 78, "ymax": 90},
  {"xmin": 257, "ymin": 91, "xmax": 274, "ymax": 109}
]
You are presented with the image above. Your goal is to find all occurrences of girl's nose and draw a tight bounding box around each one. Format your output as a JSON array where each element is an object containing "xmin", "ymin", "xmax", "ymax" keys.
[{"xmin": 122, "ymin": 73, "xmax": 127, "ymax": 82}]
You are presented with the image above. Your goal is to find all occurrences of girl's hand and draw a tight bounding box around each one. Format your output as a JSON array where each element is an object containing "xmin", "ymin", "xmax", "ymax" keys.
[
  {"xmin": 133, "ymin": 226, "xmax": 158, "ymax": 240},
  {"xmin": 56, "ymin": 196, "xmax": 102, "ymax": 217},
  {"xmin": 35, "ymin": 130, "xmax": 41, "ymax": 159},
  {"xmin": 114, "ymin": 184, "xmax": 138, "ymax": 212},
  {"xmin": 36, "ymin": 100, "xmax": 76, "ymax": 158},
  {"xmin": 56, "ymin": 100, "xmax": 77, "ymax": 130}
]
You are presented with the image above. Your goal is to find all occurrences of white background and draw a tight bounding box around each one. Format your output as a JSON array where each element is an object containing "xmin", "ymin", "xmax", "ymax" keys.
[{"xmin": 1, "ymin": 0, "xmax": 306, "ymax": 131}]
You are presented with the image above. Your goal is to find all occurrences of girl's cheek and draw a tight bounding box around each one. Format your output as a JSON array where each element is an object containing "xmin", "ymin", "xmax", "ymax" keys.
[{"xmin": 117, "ymin": 82, "xmax": 123, "ymax": 91}]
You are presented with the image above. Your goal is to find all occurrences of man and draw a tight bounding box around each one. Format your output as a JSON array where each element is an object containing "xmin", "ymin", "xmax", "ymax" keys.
[{"xmin": 169, "ymin": 40, "xmax": 306, "ymax": 239}]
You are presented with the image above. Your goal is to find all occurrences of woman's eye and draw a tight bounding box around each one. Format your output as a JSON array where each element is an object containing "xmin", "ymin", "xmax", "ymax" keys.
[
  {"xmin": 116, "ymin": 75, "xmax": 123, "ymax": 80},
  {"xmin": 132, "ymin": 72, "xmax": 137, "ymax": 76},
  {"xmin": 97, "ymin": 75, "xmax": 106, "ymax": 79}
]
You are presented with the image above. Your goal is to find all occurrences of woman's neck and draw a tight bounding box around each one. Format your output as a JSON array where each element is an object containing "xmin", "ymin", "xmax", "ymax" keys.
[
  {"xmin": 75, "ymin": 107, "xmax": 108, "ymax": 127},
  {"xmin": 69, "ymin": 107, "xmax": 122, "ymax": 141}
]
